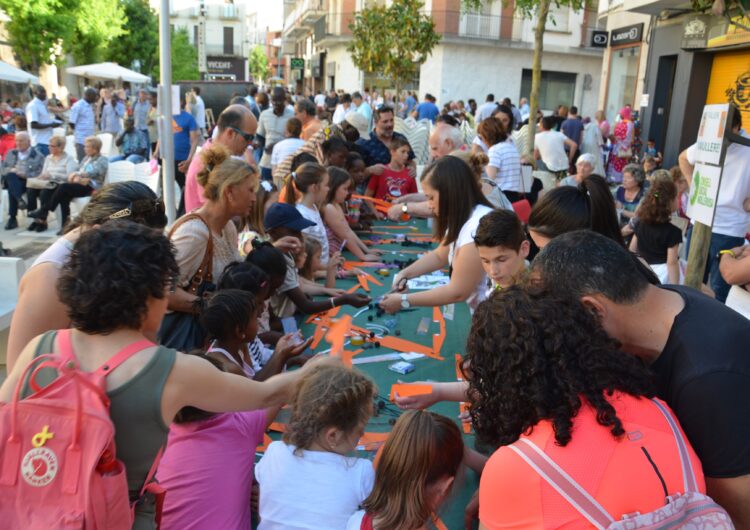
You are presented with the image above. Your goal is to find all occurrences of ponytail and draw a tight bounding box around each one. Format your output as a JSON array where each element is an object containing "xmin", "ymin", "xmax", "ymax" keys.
[
  {"xmin": 578, "ymin": 175, "xmax": 624, "ymax": 248},
  {"xmin": 284, "ymin": 162, "xmax": 326, "ymax": 204}
]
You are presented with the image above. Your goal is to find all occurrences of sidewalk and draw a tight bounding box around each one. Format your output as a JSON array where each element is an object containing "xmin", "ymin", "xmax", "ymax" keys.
[{"xmin": 0, "ymin": 218, "xmax": 58, "ymax": 383}]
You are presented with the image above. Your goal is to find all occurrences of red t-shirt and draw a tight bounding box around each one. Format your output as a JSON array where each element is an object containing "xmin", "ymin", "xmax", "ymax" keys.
[{"xmin": 366, "ymin": 167, "xmax": 417, "ymax": 201}]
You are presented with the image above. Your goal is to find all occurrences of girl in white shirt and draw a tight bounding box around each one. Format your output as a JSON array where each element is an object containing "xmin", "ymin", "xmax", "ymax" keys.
[
  {"xmin": 379, "ymin": 156, "xmax": 493, "ymax": 314},
  {"xmin": 288, "ymin": 162, "xmax": 331, "ymax": 265},
  {"xmin": 256, "ymin": 364, "xmax": 376, "ymax": 530}
]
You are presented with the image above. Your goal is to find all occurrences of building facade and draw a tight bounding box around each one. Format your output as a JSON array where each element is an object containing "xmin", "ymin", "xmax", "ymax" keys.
[
  {"xmin": 283, "ymin": 0, "xmax": 606, "ymax": 117},
  {"xmin": 169, "ymin": 0, "xmax": 249, "ymax": 81}
]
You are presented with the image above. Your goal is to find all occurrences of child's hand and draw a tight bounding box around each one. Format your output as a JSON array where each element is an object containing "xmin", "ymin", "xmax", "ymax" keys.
[
  {"xmin": 327, "ymin": 252, "xmax": 345, "ymax": 270},
  {"xmin": 273, "ymin": 236, "xmax": 301, "ymax": 255},
  {"xmin": 276, "ymin": 333, "xmax": 313, "ymax": 361},
  {"xmin": 363, "ymin": 253, "xmax": 381, "ymax": 262},
  {"xmin": 375, "ymin": 211, "xmax": 386, "ymax": 220},
  {"xmin": 325, "ymin": 288, "xmax": 347, "ymax": 296},
  {"xmin": 341, "ymin": 293, "xmax": 372, "ymax": 307}
]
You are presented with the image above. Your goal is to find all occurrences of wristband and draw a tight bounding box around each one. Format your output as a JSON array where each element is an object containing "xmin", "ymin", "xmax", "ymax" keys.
[
  {"xmin": 330, "ymin": 297, "xmax": 336, "ymax": 309},
  {"xmin": 719, "ymin": 249, "xmax": 736, "ymax": 258}
]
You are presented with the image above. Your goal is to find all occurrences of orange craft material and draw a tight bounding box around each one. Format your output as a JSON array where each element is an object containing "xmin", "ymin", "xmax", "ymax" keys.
[
  {"xmin": 325, "ymin": 315, "xmax": 352, "ymax": 358},
  {"xmin": 389, "ymin": 383, "xmax": 433, "ymax": 401},
  {"xmin": 432, "ymin": 307, "xmax": 446, "ymax": 355}
]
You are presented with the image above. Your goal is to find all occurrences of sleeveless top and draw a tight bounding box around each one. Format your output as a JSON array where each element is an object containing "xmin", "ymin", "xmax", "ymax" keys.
[
  {"xmin": 21, "ymin": 331, "xmax": 177, "ymax": 530},
  {"xmin": 32, "ymin": 237, "xmax": 74, "ymax": 269}
]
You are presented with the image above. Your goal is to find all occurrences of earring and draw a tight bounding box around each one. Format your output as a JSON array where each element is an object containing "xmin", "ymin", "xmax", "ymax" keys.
[{"xmin": 241, "ymin": 334, "xmax": 246, "ymax": 339}]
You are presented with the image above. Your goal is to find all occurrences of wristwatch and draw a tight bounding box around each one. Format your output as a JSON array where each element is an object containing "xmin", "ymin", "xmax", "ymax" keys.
[
  {"xmin": 401, "ymin": 203, "xmax": 409, "ymax": 214},
  {"xmin": 400, "ymin": 294, "xmax": 410, "ymax": 310}
]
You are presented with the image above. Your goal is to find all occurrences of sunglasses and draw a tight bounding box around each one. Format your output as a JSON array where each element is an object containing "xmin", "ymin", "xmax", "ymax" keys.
[{"xmin": 230, "ymin": 127, "xmax": 254, "ymax": 142}]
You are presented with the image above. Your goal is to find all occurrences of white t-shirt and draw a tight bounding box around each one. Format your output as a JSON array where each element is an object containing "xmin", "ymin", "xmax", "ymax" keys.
[
  {"xmin": 256, "ymin": 442, "xmax": 375, "ymax": 530},
  {"xmin": 26, "ymin": 98, "xmax": 54, "ymax": 146},
  {"xmin": 448, "ymin": 204, "xmax": 493, "ymax": 313},
  {"xmin": 296, "ymin": 203, "xmax": 330, "ymax": 265},
  {"xmin": 346, "ymin": 511, "xmax": 366, "ymax": 530},
  {"xmin": 194, "ymin": 95, "xmax": 206, "ymax": 128},
  {"xmin": 272, "ymin": 138, "xmax": 305, "ymax": 167},
  {"xmin": 472, "ymin": 136, "xmax": 489, "ymax": 154},
  {"xmin": 535, "ymin": 130, "xmax": 569, "ymax": 172},
  {"xmin": 314, "ymin": 94, "xmax": 327, "ymax": 107},
  {"xmin": 686, "ymin": 135, "xmax": 750, "ymax": 237}
]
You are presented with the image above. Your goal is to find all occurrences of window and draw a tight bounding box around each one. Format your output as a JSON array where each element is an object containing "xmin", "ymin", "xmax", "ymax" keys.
[
  {"xmin": 193, "ymin": 25, "xmax": 198, "ymax": 45},
  {"xmin": 546, "ymin": 4, "xmax": 570, "ymax": 32},
  {"xmin": 520, "ymin": 69, "xmax": 577, "ymax": 112},
  {"xmin": 223, "ymin": 27, "xmax": 234, "ymax": 55},
  {"xmin": 605, "ymin": 45, "xmax": 640, "ymax": 124}
]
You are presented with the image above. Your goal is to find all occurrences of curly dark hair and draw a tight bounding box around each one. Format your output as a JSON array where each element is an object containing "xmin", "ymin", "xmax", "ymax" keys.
[
  {"xmin": 284, "ymin": 364, "xmax": 376, "ymax": 454},
  {"xmin": 57, "ymin": 221, "xmax": 179, "ymax": 334},
  {"xmin": 637, "ymin": 178, "xmax": 677, "ymax": 225},
  {"xmin": 463, "ymin": 284, "xmax": 655, "ymax": 448}
]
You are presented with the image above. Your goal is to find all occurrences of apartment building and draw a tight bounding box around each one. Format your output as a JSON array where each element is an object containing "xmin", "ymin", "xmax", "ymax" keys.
[
  {"xmin": 283, "ymin": 0, "xmax": 605, "ymax": 117},
  {"xmin": 169, "ymin": 0, "xmax": 249, "ymax": 81}
]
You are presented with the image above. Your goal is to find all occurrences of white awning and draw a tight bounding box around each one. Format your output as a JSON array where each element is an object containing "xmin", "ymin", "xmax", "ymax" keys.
[
  {"xmin": 66, "ymin": 62, "xmax": 151, "ymax": 83},
  {"xmin": 0, "ymin": 61, "xmax": 39, "ymax": 84}
]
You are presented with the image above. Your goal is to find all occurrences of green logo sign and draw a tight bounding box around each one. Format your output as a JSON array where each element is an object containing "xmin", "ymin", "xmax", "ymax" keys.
[
  {"xmin": 690, "ymin": 172, "xmax": 700, "ymax": 206},
  {"xmin": 290, "ymin": 58, "xmax": 304, "ymax": 70}
]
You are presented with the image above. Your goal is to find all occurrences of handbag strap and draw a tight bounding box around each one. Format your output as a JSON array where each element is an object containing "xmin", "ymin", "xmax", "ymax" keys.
[
  {"xmin": 650, "ymin": 399, "xmax": 698, "ymax": 494},
  {"xmin": 508, "ymin": 438, "xmax": 615, "ymax": 529},
  {"xmin": 168, "ymin": 213, "xmax": 214, "ymax": 292}
]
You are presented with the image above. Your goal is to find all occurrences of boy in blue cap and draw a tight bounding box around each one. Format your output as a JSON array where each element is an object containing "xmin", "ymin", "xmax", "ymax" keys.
[{"xmin": 264, "ymin": 203, "xmax": 371, "ymax": 317}]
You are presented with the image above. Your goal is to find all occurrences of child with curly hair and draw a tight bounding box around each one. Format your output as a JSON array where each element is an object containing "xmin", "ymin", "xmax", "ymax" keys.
[
  {"xmin": 629, "ymin": 178, "xmax": 683, "ymax": 284},
  {"xmin": 256, "ymin": 364, "xmax": 377, "ymax": 530}
]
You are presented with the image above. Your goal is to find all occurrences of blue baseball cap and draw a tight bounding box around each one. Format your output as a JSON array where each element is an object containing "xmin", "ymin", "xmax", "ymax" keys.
[{"xmin": 264, "ymin": 202, "xmax": 316, "ymax": 232}]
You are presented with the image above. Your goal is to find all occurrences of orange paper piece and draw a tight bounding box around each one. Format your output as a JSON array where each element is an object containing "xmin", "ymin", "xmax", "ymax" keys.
[
  {"xmin": 256, "ymin": 433, "xmax": 273, "ymax": 452},
  {"xmin": 377, "ymin": 335, "xmax": 442, "ymax": 360},
  {"xmin": 268, "ymin": 422, "xmax": 287, "ymax": 433},
  {"xmin": 390, "ymin": 383, "xmax": 433, "ymax": 401},
  {"xmin": 359, "ymin": 270, "xmax": 383, "ymax": 287},
  {"xmin": 431, "ymin": 513, "xmax": 449, "ymax": 530},
  {"xmin": 432, "ymin": 306, "xmax": 446, "ymax": 355},
  {"xmin": 357, "ymin": 274, "xmax": 370, "ymax": 292},
  {"xmin": 311, "ymin": 324, "xmax": 327, "ymax": 350},
  {"xmin": 325, "ymin": 315, "xmax": 352, "ymax": 358}
]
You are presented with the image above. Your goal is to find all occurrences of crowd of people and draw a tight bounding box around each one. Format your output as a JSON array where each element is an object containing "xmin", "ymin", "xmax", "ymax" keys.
[{"xmin": 1, "ymin": 81, "xmax": 750, "ymax": 530}]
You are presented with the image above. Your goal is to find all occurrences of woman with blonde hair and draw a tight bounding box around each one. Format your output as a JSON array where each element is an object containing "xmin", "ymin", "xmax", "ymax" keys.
[{"xmin": 160, "ymin": 144, "xmax": 258, "ymax": 350}]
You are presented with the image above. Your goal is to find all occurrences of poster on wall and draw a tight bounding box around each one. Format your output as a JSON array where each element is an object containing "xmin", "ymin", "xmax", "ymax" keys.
[
  {"xmin": 686, "ymin": 162, "xmax": 722, "ymax": 227},
  {"xmin": 705, "ymin": 50, "xmax": 750, "ymax": 127},
  {"xmin": 693, "ymin": 103, "xmax": 730, "ymax": 165}
]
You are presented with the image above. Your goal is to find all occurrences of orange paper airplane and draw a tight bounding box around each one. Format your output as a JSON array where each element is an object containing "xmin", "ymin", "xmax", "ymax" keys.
[{"xmin": 389, "ymin": 383, "xmax": 433, "ymax": 401}]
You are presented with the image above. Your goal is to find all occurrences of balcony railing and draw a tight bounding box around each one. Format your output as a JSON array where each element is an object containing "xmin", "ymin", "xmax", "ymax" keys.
[
  {"xmin": 458, "ymin": 13, "xmax": 502, "ymax": 39},
  {"xmin": 205, "ymin": 43, "xmax": 244, "ymax": 57},
  {"xmin": 284, "ymin": 0, "xmax": 327, "ymax": 34}
]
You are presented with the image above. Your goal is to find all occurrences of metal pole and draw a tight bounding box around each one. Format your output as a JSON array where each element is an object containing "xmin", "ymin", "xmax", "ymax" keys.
[{"xmin": 159, "ymin": 0, "xmax": 176, "ymax": 225}]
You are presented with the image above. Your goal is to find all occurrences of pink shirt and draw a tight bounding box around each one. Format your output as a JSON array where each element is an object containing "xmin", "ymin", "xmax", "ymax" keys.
[
  {"xmin": 183, "ymin": 139, "xmax": 211, "ymax": 212},
  {"xmin": 157, "ymin": 410, "xmax": 267, "ymax": 530}
]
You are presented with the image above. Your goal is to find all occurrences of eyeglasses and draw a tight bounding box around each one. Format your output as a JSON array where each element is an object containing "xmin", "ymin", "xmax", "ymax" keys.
[{"xmin": 230, "ymin": 127, "xmax": 254, "ymax": 142}]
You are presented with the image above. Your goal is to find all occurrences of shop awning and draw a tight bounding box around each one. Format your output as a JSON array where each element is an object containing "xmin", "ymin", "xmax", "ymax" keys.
[
  {"xmin": 66, "ymin": 62, "xmax": 151, "ymax": 83},
  {"xmin": 0, "ymin": 61, "xmax": 39, "ymax": 84}
]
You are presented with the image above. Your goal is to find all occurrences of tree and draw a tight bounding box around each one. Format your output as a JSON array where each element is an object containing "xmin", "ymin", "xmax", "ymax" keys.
[
  {"xmin": 348, "ymin": 0, "xmax": 441, "ymax": 94},
  {"xmin": 152, "ymin": 27, "xmax": 199, "ymax": 82},
  {"xmin": 106, "ymin": 0, "xmax": 159, "ymax": 74},
  {"xmin": 68, "ymin": 0, "xmax": 126, "ymax": 64},
  {"xmin": 248, "ymin": 45, "xmax": 269, "ymax": 83},
  {"xmin": 464, "ymin": 0, "xmax": 586, "ymax": 160},
  {"xmin": 0, "ymin": 0, "xmax": 80, "ymax": 73}
]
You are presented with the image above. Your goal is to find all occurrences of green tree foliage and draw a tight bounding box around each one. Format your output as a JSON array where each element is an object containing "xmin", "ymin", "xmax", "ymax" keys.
[
  {"xmin": 347, "ymin": 0, "xmax": 440, "ymax": 93},
  {"xmin": 0, "ymin": 0, "xmax": 80, "ymax": 72},
  {"xmin": 463, "ymin": 0, "xmax": 586, "ymax": 159},
  {"xmin": 106, "ymin": 0, "xmax": 158, "ymax": 74},
  {"xmin": 68, "ymin": 0, "xmax": 126, "ymax": 64},
  {"xmin": 248, "ymin": 45, "xmax": 269, "ymax": 83},
  {"xmin": 152, "ymin": 27, "xmax": 199, "ymax": 82}
]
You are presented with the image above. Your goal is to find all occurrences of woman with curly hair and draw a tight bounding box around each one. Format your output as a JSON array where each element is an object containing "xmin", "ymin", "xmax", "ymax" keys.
[
  {"xmin": 467, "ymin": 286, "xmax": 706, "ymax": 529},
  {"xmin": 0, "ymin": 222, "xmax": 332, "ymax": 530},
  {"xmin": 256, "ymin": 363, "xmax": 376, "ymax": 530},
  {"xmin": 630, "ymin": 178, "xmax": 683, "ymax": 284}
]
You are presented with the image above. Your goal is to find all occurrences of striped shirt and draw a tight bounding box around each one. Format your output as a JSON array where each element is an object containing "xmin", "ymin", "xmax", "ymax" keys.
[
  {"xmin": 488, "ymin": 140, "xmax": 522, "ymax": 192},
  {"xmin": 69, "ymin": 99, "xmax": 96, "ymax": 145}
]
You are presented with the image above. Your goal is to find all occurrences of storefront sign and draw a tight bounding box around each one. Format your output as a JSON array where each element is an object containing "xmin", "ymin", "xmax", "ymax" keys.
[
  {"xmin": 681, "ymin": 15, "xmax": 710, "ymax": 49},
  {"xmin": 290, "ymin": 57, "xmax": 304, "ymax": 70},
  {"xmin": 206, "ymin": 56, "xmax": 247, "ymax": 81},
  {"xmin": 686, "ymin": 162, "xmax": 722, "ymax": 227},
  {"xmin": 708, "ymin": 15, "xmax": 750, "ymax": 49},
  {"xmin": 610, "ymin": 24, "xmax": 643, "ymax": 46},
  {"xmin": 694, "ymin": 103, "xmax": 731, "ymax": 165},
  {"xmin": 591, "ymin": 30, "xmax": 608, "ymax": 48}
]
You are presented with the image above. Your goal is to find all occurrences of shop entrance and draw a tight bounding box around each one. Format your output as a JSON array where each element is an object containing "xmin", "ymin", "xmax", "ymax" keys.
[{"xmin": 650, "ymin": 55, "xmax": 677, "ymax": 155}]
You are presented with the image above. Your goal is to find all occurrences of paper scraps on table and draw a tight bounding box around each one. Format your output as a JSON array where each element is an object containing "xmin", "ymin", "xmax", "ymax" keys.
[
  {"xmin": 406, "ymin": 274, "xmax": 450, "ymax": 290},
  {"xmin": 389, "ymin": 383, "xmax": 433, "ymax": 401}
]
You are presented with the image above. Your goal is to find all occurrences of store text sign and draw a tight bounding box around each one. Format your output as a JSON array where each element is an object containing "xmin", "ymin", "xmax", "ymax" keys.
[
  {"xmin": 610, "ymin": 24, "xmax": 643, "ymax": 46},
  {"xmin": 686, "ymin": 162, "xmax": 722, "ymax": 227},
  {"xmin": 694, "ymin": 103, "xmax": 730, "ymax": 165}
]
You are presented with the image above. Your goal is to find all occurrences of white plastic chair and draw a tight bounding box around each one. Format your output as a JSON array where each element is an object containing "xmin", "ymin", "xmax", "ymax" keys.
[
  {"xmin": 133, "ymin": 162, "xmax": 160, "ymax": 194},
  {"xmin": 106, "ymin": 160, "xmax": 135, "ymax": 184},
  {"xmin": 726, "ymin": 285, "xmax": 750, "ymax": 320},
  {"xmin": 97, "ymin": 133, "xmax": 114, "ymax": 157},
  {"xmin": 0, "ymin": 257, "xmax": 25, "ymax": 330},
  {"xmin": 64, "ymin": 135, "xmax": 77, "ymax": 160}
]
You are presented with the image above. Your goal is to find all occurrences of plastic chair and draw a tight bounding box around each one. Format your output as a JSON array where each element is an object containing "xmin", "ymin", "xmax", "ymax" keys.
[
  {"xmin": 97, "ymin": 133, "xmax": 114, "ymax": 157},
  {"xmin": 106, "ymin": 160, "xmax": 135, "ymax": 184},
  {"xmin": 133, "ymin": 162, "xmax": 160, "ymax": 194}
]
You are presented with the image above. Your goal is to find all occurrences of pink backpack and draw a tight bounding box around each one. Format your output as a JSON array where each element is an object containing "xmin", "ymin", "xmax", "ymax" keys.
[
  {"xmin": 0, "ymin": 329, "xmax": 166, "ymax": 529},
  {"xmin": 508, "ymin": 399, "xmax": 734, "ymax": 529}
]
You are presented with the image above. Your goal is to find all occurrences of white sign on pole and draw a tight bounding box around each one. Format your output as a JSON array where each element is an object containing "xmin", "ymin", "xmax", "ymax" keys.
[
  {"xmin": 171, "ymin": 85, "xmax": 181, "ymax": 116},
  {"xmin": 640, "ymin": 94, "xmax": 649, "ymax": 108},
  {"xmin": 693, "ymin": 103, "xmax": 730, "ymax": 165},
  {"xmin": 686, "ymin": 162, "xmax": 722, "ymax": 227}
]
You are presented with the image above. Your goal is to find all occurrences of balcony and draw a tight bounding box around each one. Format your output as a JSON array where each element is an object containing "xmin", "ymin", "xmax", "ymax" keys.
[
  {"xmin": 458, "ymin": 13, "xmax": 502, "ymax": 39},
  {"xmin": 205, "ymin": 43, "xmax": 244, "ymax": 57},
  {"xmin": 283, "ymin": 0, "xmax": 327, "ymax": 38}
]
